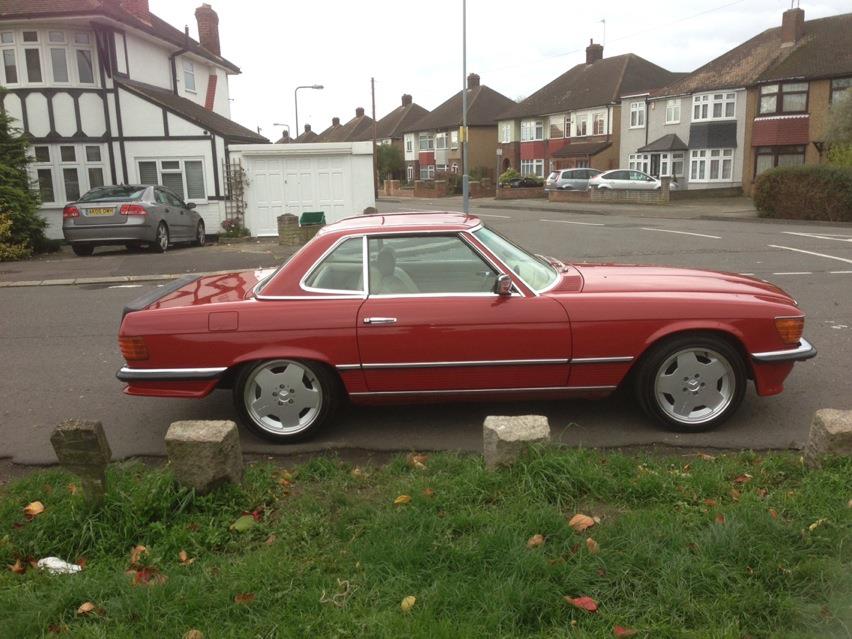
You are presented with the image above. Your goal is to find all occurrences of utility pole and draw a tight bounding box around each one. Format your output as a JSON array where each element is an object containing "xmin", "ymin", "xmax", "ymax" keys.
[
  {"xmin": 462, "ymin": 0, "xmax": 469, "ymax": 214},
  {"xmin": 372, "ymin": 77, "xmax": 378, "ymax": 198}
]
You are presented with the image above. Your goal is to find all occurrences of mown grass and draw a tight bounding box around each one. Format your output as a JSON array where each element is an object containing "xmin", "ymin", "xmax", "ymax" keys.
[{"xmin": 0, "ymin": 448, "xmax": 850, "ymax": 638}]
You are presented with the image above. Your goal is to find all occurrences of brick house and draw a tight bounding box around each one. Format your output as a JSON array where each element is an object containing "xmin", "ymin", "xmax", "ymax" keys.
[
  {"xmin": 315, "ymin": 107, "xmax": 375, "ymax": 142},
  {"xmin": 402, "ymin": 73, "xmax": 515, "ymax": 182},
  {"xmin": 294, "ymin": 123, "xmax": 319, "ymax": 143},
  {"xmin": 375, "ymin": 94, "xmax": 428, "ymax": 150},
  {"xmin": 496, "ymin": 41, "xmax": 678, "ymax": 178}
]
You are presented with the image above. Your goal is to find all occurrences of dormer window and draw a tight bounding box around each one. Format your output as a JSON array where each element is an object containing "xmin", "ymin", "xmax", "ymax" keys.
[{"xmin": 183, "ymin": 59, "xmax": 196, "ymax": 92}]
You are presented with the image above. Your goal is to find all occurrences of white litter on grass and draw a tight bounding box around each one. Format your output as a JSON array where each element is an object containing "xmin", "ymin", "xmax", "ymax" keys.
[{"xmin": 37, "ymin": 557, "xmax": 82, "ymax": 574}]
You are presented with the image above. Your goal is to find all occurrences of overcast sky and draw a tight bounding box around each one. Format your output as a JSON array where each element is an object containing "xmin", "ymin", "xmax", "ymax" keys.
[{"xmin": 151, "ymin": 0, "xmax": 850, "ymax": 140}]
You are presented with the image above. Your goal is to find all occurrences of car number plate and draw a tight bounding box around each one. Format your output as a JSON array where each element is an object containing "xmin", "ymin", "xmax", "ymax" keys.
[{"xmin": 87, "ymin": 207, "xmax": 114, "ymax": 216}]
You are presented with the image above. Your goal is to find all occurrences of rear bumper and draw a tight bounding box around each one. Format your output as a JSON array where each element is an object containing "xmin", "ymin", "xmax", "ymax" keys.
[
  {"xmin": 751, "ymin": 338, "xmax": 817, "ymax": 363},
  {"xmin": 116, "ymin": 366, "xmax": 226, "ymax": 382},
  {"xmin": 63, "ymin": 222, "xmax": 155, "ymax": 244}
]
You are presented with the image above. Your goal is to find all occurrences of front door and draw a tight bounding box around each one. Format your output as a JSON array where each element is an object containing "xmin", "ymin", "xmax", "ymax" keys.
[
  {"xmin": 650, "ymin": 154, "xmax": 660, "ymax": 178},
  {"xmin": 356, "ymin": 234, "xmax": 571, "ymax": 393}
]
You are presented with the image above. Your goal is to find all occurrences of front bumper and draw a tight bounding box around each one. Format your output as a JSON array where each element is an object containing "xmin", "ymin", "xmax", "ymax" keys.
[{"xmin": 751, "ymin": 338, "xmax": 817, "ymax": 363}]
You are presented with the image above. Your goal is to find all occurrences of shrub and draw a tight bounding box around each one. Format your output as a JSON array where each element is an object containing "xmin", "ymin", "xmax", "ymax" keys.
[
  {"xmin": 498, "ymin": 168, "xmax": 521, "ymax": 184},
  {"xmin": 0, "ymin": 212, "xmax": 29, "ymax": 261},
  {"xmin": 221, "ymin": 217, "xmax": 249, "ymax": 237},
  {"xmin": 753, "ymin": 164, "xmax": 852, "ymax": 222}
]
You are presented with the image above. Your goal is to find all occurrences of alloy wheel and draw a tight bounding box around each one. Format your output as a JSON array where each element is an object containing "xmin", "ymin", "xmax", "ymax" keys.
[
  {"xmin": 243, "ymin": 360, "xmax": 323, "ymax": 435},
  {"xmin": 653, "ymin": 347, "xmax": 735, "ymax": 425}
]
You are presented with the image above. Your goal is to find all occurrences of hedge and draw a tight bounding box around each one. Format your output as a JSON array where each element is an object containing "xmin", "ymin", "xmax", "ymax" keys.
[{"xmin": 753, "ymin": 164, "xmax": 852, "ymax": 222}]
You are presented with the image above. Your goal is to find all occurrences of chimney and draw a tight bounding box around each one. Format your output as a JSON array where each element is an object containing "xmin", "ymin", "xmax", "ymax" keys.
[
  {"xmin": 586, "ymin": 39, "xmax": 603, "ymax": 64},
  {"xmin": 195, "ymin": 4, "xmax": 220, "ymax": 56},
  {"xmin": 467, "ymin": 73, "xmax": 480, "ymax": 88},
  {"xmin": 781, "ymin": 7, "xmax": 805, "ymax": 47},
  {"xmin": 402, "ymin": 94, "xmax": 412, "ymax": 106},
  {"xmin": 304, "ymin": 124, "xmax": 312, "ymax": 132},
  {"xmin": 355, "ymin": 107, "xmax": 365, "ymax": 118},
  {"xmin": 121, "ymin": 0, "xmax": 149, "ymax": 18},
  {"xmin": 332, "ymin": 117, "xmax": 340, "ymax": 126}
]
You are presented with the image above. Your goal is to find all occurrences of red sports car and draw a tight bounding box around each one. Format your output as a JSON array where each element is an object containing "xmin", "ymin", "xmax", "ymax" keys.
[{"xmin": 117, "ymin": 212, "xmax": 816, "ymax": 443}]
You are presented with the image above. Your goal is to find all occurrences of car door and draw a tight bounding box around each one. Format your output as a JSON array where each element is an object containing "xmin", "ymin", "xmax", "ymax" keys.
[
  {"xmin": 355, "ymin": 233, "xmax": 571, "ymax": 393},
  {"xmin": 152, "ymin": 188, "xmax": 172, "ymax": 231},
  {"xmin": 629, "ymin": 171, "xmax": 655, "ymax": 190},
  {"xmin": 163, "ymin": 188, "xmax": 192, "ymax": 239},
  {"xmin": 605, "ymin": 170, "xmax": 628, "ymax": 189}
]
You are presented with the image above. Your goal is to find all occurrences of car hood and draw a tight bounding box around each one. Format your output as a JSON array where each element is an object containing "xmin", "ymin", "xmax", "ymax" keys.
[
  {"xmin": 567, "ymin": 263, "xmax": 795, "ymax": 303},
  {"xmin": 146, "ymin": 268, "xmax": 274, "ymax": 311}
]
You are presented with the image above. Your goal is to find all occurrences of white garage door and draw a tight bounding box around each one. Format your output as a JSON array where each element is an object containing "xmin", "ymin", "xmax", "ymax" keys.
[{"xmin": 244, "ymin": 155, "xmax": 350, "ymax": 236}]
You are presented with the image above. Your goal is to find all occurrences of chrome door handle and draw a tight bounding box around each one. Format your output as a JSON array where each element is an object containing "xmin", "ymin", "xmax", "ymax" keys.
[{"xmin": 363, "ymin": 317, "xmax": 397, "ymax": 325}]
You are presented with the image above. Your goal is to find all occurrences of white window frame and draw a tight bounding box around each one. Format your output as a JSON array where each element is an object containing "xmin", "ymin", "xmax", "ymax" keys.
[
  {"xmin": 629, "ymin": 101, "xmax": 645, "ymax": 128},
  {"xmin": 0, "ymin": 28, "xmax": 96, "ymax": 87},
  {"xmin": 549, "ymin": 114, "xmax": 565, "ymax": 139},
  {"xmin": 136, "ymin": 158, "xmax": 207, "ymax": 201},
  {"xmin": 405, "ymin": 136, "xmax": 413, "ymax": 153},
  {"xmin": 419, "ymin": 165, "xmax": 435, "ymax": 180},
  {"xmin": 658, "ymin": 151, "xmax": 684, "ymax": 178},
  {"xmin": 520, "ymin": 119, "xmax": 544, "ymax": 142},
  {"xmin": 406, "ymin": 165, "xmax": 414, "ymax": 182},
  {"xmin": 592, "ymin": 112, "xmax": 605, "ymax": 135},
  {"xmin": 499, "ymin": 122, "xmax": 513, "ymax": 143},
  {"xmin": 183, "ymin": 58, "xmax": 196, "ymax": 93},
  {"xmin": 665, "ymin": 99, "xmax": 680, "ymax": 124},
  {"xmin": 689, "ymin": 148, "xmax": 734, "ymax": 183},
  {"xmin": 450, "ymin": 130, "xmax": 459, "ymax": 149},
  {"xmin": 519, "ymin": 159, "xmax": 544, "ymax": 177},
  {"xmin": 1, "ymin": 31, "xmax": 18, "ymax": 86},
  {"xmin": 574, "ymin": 113, "xmax": 589, "ymax": 137},
  {"xmin": 28, "ymin": 142, "xmax": 106, "ymax": 205},
  {"xmin": 418, "ymin": 133, "xmax": 434, "ymax": 152},
  {"xmin": 435, "ymin": 132, "xmax": 447, "ymax": 150},
  {"xmin": 692, "ymin": 92, "xmax": 736, "ymax": 122},
  {"xmin": 628, "ymin": 153, "xmax": 650, "ymax": 173}
]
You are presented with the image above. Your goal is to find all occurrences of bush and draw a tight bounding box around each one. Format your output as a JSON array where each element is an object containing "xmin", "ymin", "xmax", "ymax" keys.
[
  {"xmin": 498, "ymin": 168, "xmax": 521, "ymax": 184},
  {"xmin": 753, "ymin": 164, "xmax": 852, "ymax": 222}
]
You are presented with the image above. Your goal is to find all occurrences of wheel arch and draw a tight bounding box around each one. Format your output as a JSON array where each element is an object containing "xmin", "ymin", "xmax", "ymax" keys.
[{"xmin": 216, "ymin": 353, "xmax": 344, "ymax": 392}]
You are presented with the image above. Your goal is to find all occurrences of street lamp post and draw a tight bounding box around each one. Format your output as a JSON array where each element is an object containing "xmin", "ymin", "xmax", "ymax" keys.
[
  {"xmin": 294, "ymin": 84, "xmax": 324, "ymax": 139},
  {"xmin": 462, "ymin": 0, "xmax": 469, "ymax": 214},
  {"xmin": 273, "ymin": 122, "xmax": 290, "ymax": 140}
]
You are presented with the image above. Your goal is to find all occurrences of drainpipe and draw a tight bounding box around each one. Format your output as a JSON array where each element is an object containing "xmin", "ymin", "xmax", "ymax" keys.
[{"xmin": 169, "ymin": 26, "xmax": 191, "ymax": 95}]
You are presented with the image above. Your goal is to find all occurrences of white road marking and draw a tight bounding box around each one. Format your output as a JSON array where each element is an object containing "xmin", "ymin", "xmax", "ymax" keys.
[
  {"xmin": 540, "ymin": 218, "xmax": 605, "ymax": 226},
  {"xmin": 782, "ymin": 231, "xmax": 852, "ymax": 242},
  {"xmin": 476, "ymin": 213, "xmax": 511, "ymax": 219},
  {"xmin": 830, "ymin": 270, "xmax": 852, "ymax": 274},
  {"xmin": 772, "ymin": 272, "xmax": 813, "ymax": 275},
  {"xmin": 768, "ymin": 245, "xmax": 852, "ymax": 265},
  {"xmin": 641, "ymin": 227, "xmax": 721, "ymax": 239}
]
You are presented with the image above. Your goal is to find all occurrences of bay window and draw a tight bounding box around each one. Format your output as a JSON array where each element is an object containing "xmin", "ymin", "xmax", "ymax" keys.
[
  {"xmin": 629, "ymin": 102, "xmax": 645, "ymax": 128},
  {"xmin": 754, "ymin": 146, "xmax": 805, "ymax": 176},
  {"xmin": 520, "ymin": 159, "xmax": 544, "ymax": 177},
  {"xmin": 628, "ymin": 153, "xmax": 650, "ymax": 173},
  {"xmin": 690, "ymin": 148, "xmax": 734, "ymax": 182},
  {"xmin": 693, "ymin": 92, "xmax": 736, "ymax": 121},
  {"xmin": 0, "ymin": 28, "xmax": 96, "ymax": 86},
  {"xmin": 759, "ymin": 82, "xmax": 807, "ymax": 115},
  {"xmin": 549, "ymin": 115, "xmax": 565, "ymax": 139}
]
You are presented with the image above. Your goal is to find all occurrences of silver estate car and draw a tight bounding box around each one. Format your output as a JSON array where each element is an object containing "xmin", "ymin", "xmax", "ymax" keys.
[
  {"xmin": 587, "ymin": 169, "xmax": 678, "ymax": 191},
  {"xmin": 62, "ymin": 185, "xmax": 206, "ymax": 256},
  {"xmin": 545, "ymin": 168, "xmax": 602, "ymax": 191}
]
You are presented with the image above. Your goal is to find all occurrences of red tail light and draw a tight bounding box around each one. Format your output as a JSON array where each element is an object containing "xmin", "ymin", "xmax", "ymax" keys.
[
  {"xmin": 120, "ymin": 204, "xmax": 147, "ymax": 216},
  {"xmin": 63, "ymin": 205, "xmax": 80, "ymax": 218},
  {"xmin": 119, "ymin": 336, "xmax": 149, "ymax": 361}
]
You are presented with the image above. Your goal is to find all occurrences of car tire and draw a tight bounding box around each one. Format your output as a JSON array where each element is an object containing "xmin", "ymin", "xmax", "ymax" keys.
[
  {"xmin": 152, "ymin": 223, "xmax": 169, "ymax": 253},
  {"xmin": 71, "ymin": 244, "xmax": 94, "ymax": 257},
  {"xmin": 234, "ymin": 359, "xmax": 339, "ymax": 443},
  {"xmin": 125, "ymin": 242, "xmax": 144, "ymax": 252},
  {"xmin": 634, "ymin": 334, "xmax": 747, "ymax": 433},
  {"xmin": 194, "ymin": 221, "xmax": 206, "ymax": 247}
]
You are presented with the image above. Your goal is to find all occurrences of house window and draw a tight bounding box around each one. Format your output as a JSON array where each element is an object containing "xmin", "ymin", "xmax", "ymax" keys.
[
  {"xmin": 85, "ymin": 145, "xmax": 104, "ymax": 189},
  {"xmin": 419, "ymin": 165, "xmax": 435, "ymax": 180},
  {"xmin": 1, "ymin": 47, "xmax": 17, "ymax": 84},
  {"xmin": 665, "ymin": 99, "xmax": 680, "ymax": 124},
  {"xmin": 406, "ymin": 165, "xmax": 414, "ymax": 182},
  {"xmin": 759, "ymin": 82, "xmax": 807, "ymax": 115},
  {"xmin": 549, "ymin": 115, "xmax": 564, "ymax": 139},
  {"xmin": 24, "ymin": 48, "xmax": 42, "ymax": 83},
  {"xmin": 574, "ymin": 114, "xmax": 589, "ymax": 137},
  {"xmin": 405, "ymin": 137, "xmax": 413, "ymax": 153},
  {"xmin": 830, "ymin": 77, "xmax": 852, "ymax": 104},
  {"xmin": 520, "ymin": 120, "xmax": 543, "ymax": 142},
  {"xmin": 50, "ymin": 47, "xmax": 68, "ymax": 83},
  {"xmin": 31, "ymin": 143, "xmax": 105, "ymax": 203},
  {"xmin": 593, "ymin": 112, "xmax": 605, "ymax": 135},
  {"xmin": 629, "ymin": 102, "xmax": 645, "ymax": 128},
  {"xmin": 418, "ymin": 133, "xmax": 434, "ymax": 151},
  {"xmin": 520, "ymin": 159, "xmax": 543, "ymax": 177},
  {"xmin": 499, "ymin": 122, "xmax": 513, "ymax": 143},
  {"xmin": 754, "ymin": 145, "xmax": 806, "ymax": 176},
  {"xmin": 435, "ymin": 132, "xmax": 447, "ymax": 150},
  {"xmin": 76, "ymin": 48, "xmax": 94, "ymax": 84},
  {"xmin": 628, "ymin": 153, "xmax": 650, "ymax": 173},
  {"xmin": 137, "ymin": 159, "xmax": 206, "ymax": 200},
  {"xmin": 693, "ymin": 92, "xmax": 736, "ymax": 121},
  {"xmin": 183, "ymin": 59, "xmax": 196, "ymax": 92},
  {"xmin": 32, "ymin": 146, "xmax": 55, "ymax": 203},
  {"xmin": 690, "ymin": 148, "xmax": 734, "ymax": 182},
  {"xmin": 450, "ymin": 131, "xmax": 459, "ymax": 149}
]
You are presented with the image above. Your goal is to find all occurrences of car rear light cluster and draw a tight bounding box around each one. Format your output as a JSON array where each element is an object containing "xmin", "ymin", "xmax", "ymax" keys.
[
  {"xmin": 119, "ymin": 336, "xmax": 149, "ymax": 361},
  {"xmin": 775, "ymin": 317, "xmax": 804, "ymax": 345},
  {"xmin": 120, "ymin": 204, "xmax": 147, "ymax": 216},
  {"xmin": 62, "ymin": 205, "xmax": 80, "ymax": 219}
]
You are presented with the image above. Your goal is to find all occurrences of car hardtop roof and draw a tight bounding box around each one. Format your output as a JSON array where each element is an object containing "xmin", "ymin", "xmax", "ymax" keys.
[{"xmin": 321, "ymin": 211, "xmax": 481, "ymax": 235}]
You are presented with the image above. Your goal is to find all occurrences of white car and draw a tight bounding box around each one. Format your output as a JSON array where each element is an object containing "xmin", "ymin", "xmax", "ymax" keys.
[{"xmin": 588, "ymin": 169, "xmax": 677, "ymax": 191}]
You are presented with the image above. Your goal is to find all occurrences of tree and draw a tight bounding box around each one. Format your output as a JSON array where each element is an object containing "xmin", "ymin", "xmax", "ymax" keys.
[
  {"xmin": 825, "ymin": 91, "xmax": 852, "ymax": 166},
  {"xmin": 0, "ymin": 94, "xmax": 46, "ymax": 259},
  {"xmin": 376, "ymin": 143, "xmax": 404, "ymax": 181}
]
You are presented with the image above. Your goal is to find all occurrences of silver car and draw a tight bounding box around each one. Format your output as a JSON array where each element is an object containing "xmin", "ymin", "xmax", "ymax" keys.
[
  {"xmin": 62, "ymin": 185, "xmax": 206, "ymax": 256},
  {"xmin": 545, "ymin": 168, "xmax": 602, "ymax": 191},
  {"xmin": 587, "ymin": 169, "xmax": 677, "ymax": 191}
]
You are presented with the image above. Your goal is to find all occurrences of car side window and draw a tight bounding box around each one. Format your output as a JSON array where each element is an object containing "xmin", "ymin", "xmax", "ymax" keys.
[
  {"xmin": 154, "ymin": 189, "xmax": 169, "ymax": 204},
  {"xmin": 630, "ymin": 171, "xmax": 646, "ymax": 181},
  {"xmin": 303, "ymin": 237, "xmax": 364, "ymax": 293},
  {"xmin": 367, "ymin": 235, "xmax": 497, "ymax": 295},
  {"xmin": 609, "ymin": 171, "xmax": 626, "ymax": 180},
  {"xmin": 164, "ymin": 190, "xmax": 184, "ymax": 208}
]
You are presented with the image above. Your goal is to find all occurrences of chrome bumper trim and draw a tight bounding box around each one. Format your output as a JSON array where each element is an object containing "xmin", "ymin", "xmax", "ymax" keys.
[
  {"xmin": 570, "ymin": 356, "xmax": 634, "ymax": 364},
  {"xmin": 117, "ymin": 366, "xmax": 227, "ymax": 382},
  {"xmin": 751, "ymin": 338, "xmax": 817, "ymax": 363}
]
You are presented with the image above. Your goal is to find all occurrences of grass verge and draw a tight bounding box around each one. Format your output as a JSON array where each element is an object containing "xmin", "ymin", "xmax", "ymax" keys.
[{"xmin": 1, "ymin": 448, "xmax": 850, "ymax": 638}]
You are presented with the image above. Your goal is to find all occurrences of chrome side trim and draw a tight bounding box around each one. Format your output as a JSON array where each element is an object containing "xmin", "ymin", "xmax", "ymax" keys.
[
  {"xmin": 349, "ymin": 385, "xmax": 617, "ymax": 397},
  {"xmin": 336, "ymin": 364, "xmax": 362, "ymax": 371},
  {"xmin": 751, "ymin": 337, "xmax": 816, "ymax": 363},
  {"xmin": 571, "ymin": 356, "xmax": 634, "ymax": 364},
  {"xmin": 255, "ymin": 294, "xmax": 366, "ymax": 301},
  {"xmin": 360, "ymin": 358, "xmax": 570, "ymax": 370},
  {"xmin": 117, "ymin": 366, "xmax": 227, "ymax": 381}
]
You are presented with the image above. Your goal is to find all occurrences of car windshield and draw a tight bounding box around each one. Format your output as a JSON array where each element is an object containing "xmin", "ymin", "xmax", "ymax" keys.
[
  {"xmin": 473, "ymin": 226, "xmax": 558, "ymax": 293},
  {"xmin": 77, "ymin": 186, "xmax": 147, "ymax": 203}
]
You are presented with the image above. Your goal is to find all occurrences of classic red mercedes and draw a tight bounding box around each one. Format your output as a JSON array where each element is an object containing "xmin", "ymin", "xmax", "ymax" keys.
[{"xmin": 117, "ymin": 212, "xmax": 815, "ymax": 443}]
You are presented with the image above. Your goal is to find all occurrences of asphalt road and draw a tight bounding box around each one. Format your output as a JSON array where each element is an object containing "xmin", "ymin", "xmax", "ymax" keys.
[{"xmin": 1, "ymin": 201, "xmax": 850, "ymax": 464}]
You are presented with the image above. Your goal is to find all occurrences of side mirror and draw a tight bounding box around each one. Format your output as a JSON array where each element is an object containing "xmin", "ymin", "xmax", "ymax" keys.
[
  {"xmin": 494, "ymin": 273, "xmax": 513, "ymax": 296},
  {"xmin": 185, "ymin": 202, "xmax": 197, "ymax": 209}
]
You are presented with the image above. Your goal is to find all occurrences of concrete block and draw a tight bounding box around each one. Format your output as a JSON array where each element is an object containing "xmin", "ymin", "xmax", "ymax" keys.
[
  {"xmin": 50, "ymin": 419, "xmax": 112, "ymax": 505},
  {"xmin": 805, "ymin": 409, "xmax": 852, "ymax": 467},
  {"xmin": 165, "ymin": 420, "xmax": 243, "ymax": 493},
  {"xmin": 483, "ymin": 415, "xmax": 550, "ymax": 469}
]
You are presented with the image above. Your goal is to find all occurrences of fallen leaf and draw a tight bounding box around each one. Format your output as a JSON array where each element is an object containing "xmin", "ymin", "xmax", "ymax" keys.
[
  {"xmin": 568, "ymin": 514, "xmax": 596, "ymax": 532},
  {"xmin": 729, "ymin": 489, "xmax": 741, "ymax": 502},
  {"xmin": 393, "ymin": 494, "xmax": 412, "ymax": 506},
  {"xmin": 9, "ymin": 559, "xmax": 26, "ymax": 574},
  {"xmin": 132, "ymin": 567, "xmax": 167, "ymax": 586},
  {"xmin": 527, "ymin": 534, "xmax": 545, "ymax": 548},
  {"xmin": 182, "ymin": 631, "xmax": 204, "ymax": 639},
  {"xmin": 67, "ymin": 484, "xmax": 78, "ymax": 495},
  {"xmin": 278, "ymin": 477, "xmax": 292, "ymax": 488},
  {"xmin": 756, "ymin": 488, "xmax": 769, "ymax": 498},
  {"xmin": 230, "ymin": 515, "xmax": 256, "ymax": 532},
  {"xmin": 47, "ymin": 624, "xmax": 67, "ymax": 634},
  {"xmin": 586, "ymin": 538, "xmax": 600, "ymax": 554},
  {"xmin": 234, "ymin": 592, "xmax": 255, "ymax": 604},
  {"xmin": 768, "ymin": 508, "xmax": 778, "ymax": 519},
  {"xmin": 280, "ymin": 470, "xmax": 294, "ymax": 481},
  {"xmin": 129, "ymin": 545, "xmax": 147, "ymax": 566},
  {"xmin": 350, "ymin": 467, "xmax": 366, "ymax": 479},
  {"xmin": 714, "ymin": 513, "xmax": 726, "ymax": 524},
  {"xmin": 76, "ymin": 557, "xmax": 87, "ymax": 570},
  {"xmin": 613, "ymin": 626, "xmax": 638, "ymax": 637},
  {"xmin": 746, "ymin": 565, "xmax": 754, "ymax": 575},
  {"xmin": 264, "ymin": 534, "xmax": 277, "ymax": 546},
  {"xmin": 596, "ymin": 567, "xmax": 607, "ymax": 577},
  {"xmin": 422, "ymin": 488, "xmax": 434, "ymax": 497},
  {"xmin": 696, "ymin": 453, "xmax": 715, "ymax": 461},
  {"xmin": 847, "ymin": 498, "xmax": 852, "ymax": 508},
  {"xmin": 76, "ymin": 602, "xmax": 97, "ymax": 616},
  {"xmin": 808, "ymin": 518, "xmax": 828, "ymax": 531},
  {"xmin": 703, "ymin": 498, "xmax": 717, "ymax": 507},
  {"xmin": 408, "ymin": 454, "xmax": 428, "ymax": 469},
  {"xmin": 564, "ymin": 596, "xmax": 598, "ymax": 612},
  {"xmin": 733, "ymin": 474, "xmax": 753, "ymax": 484},
  {"xmin": 23, "ymin": 501, "xmax": 45, "ymax": 519},
  {"xmin": 178, "ymin": 550, "xmax": 194, "ymax": 566},
  {"xmin": 400, "ymin": 595, "xmax": 416, "ymax": 612}
]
